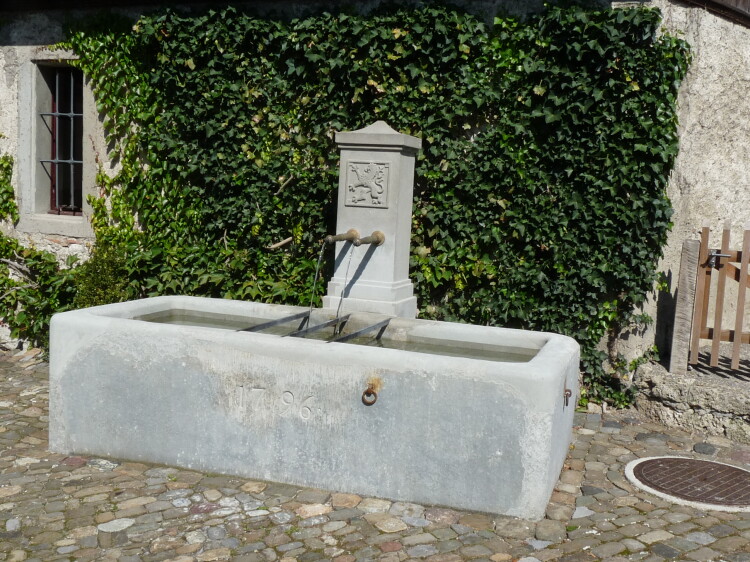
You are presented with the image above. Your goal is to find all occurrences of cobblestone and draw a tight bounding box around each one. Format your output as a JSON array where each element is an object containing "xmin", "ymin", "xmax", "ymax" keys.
[{"xmin": 1, "ymin": 350, "xmax": 750, "ymax": 560}]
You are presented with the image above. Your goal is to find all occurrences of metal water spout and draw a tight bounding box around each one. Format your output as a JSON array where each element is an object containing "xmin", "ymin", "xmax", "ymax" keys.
[
  {"xmin": 324, "ymin": 229, "xmax": 359, "ymax": 245},
  {"xmin": 354, "ymin": 231, "xmax": 385, "ymax": 247}
]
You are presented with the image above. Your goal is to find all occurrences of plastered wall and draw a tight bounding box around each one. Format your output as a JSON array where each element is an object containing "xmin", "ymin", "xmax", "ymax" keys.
[
  {"xmin": 613, "ymin": 1, "xmax": 750, "ymax": 365},
  {"xmin": 0, "ymin": 14, "xmax": 93, "ymax": 261}
]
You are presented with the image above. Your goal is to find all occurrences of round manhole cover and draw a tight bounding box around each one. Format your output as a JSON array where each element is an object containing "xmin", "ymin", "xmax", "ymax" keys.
[{"xmin": 625, "ymin": 456, "xmax": 750, "ymax": 512}]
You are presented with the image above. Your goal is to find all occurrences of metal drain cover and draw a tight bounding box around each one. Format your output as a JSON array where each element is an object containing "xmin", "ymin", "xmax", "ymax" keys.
[{"xmin": 625, "ymin": 456, "xmax": 750, "ymax": 512}]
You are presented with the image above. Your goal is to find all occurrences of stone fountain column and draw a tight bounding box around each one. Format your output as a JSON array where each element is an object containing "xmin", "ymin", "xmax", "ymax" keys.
[{"xmin": 322, "ymin": 121, "xmax": 422, "ymax": 318}]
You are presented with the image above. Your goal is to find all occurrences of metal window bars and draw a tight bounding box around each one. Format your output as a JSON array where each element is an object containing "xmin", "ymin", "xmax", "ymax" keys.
[{"xmin": 40, "ymin": 67, "xmax": 83, "ymax": 215}]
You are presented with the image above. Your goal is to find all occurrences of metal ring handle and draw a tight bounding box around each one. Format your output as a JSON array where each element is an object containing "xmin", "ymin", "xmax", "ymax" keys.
[{"xmin": 362, "ymin": 389, "xmax": 378, "ymax": 406}]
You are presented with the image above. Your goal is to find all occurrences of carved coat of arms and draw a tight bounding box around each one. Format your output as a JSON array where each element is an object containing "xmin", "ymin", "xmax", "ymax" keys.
[{"xmin": 347, "ymin": 162, "xmax": 389, "ymax": 208}]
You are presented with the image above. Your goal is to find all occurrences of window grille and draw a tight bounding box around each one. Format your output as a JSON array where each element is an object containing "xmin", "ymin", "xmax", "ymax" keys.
[{"xmin": 40, "ymin": 67, "xmax": 83, "ymax": 216}]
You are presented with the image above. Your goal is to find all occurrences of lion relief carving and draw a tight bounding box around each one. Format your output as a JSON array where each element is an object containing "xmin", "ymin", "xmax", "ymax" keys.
[{"xmin": 347, "ymin": 162, "xmax": 389, "ymax": 208}]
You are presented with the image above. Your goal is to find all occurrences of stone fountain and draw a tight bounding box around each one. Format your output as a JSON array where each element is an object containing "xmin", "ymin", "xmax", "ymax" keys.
[{"xmin": 48, "ymin": 122, "xmax": 579, "ymax": 519}]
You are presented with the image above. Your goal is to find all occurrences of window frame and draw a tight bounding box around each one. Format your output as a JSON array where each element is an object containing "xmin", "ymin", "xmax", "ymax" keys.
[
  {"xmin": 15, "ymin": 53, "xmax": 96, "ymax": 238},
  {"xmin": 39, "ymin": 65, "xmax": 84, "ymax": 216}
]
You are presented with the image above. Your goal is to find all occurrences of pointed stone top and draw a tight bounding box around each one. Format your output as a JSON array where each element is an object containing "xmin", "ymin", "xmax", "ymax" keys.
[
  {"xmin": 335, "ymin": 121, "xmax": 422, "ymax": 151},
  {"xmin": 354, "ymin": 120, "xmax": 400, "ymax": 135}
]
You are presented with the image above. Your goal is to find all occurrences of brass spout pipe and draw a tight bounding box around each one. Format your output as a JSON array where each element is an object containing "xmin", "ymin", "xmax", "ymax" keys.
[
  {"xmin": 324, "ymin": 228, "xmax": 360, "ymax": 245},
  {"xmin": 354, "ymin": 231, "xmax": 385, "ymax": 247}
]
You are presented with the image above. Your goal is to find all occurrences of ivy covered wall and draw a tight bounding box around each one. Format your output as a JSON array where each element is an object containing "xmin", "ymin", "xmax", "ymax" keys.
[{"xmin": 1, "ymin": 3, "xmax": 689, "ymax": 405}]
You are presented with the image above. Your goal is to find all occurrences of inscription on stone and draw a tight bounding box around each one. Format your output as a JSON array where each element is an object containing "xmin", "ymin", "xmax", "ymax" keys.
[
  {"xmin": 233, "ymin": 385, "xmax": 320, "ymax": 421},
  {"xmin": 346, "ymin": 162, "xmax": 389, "ymax": 208}
]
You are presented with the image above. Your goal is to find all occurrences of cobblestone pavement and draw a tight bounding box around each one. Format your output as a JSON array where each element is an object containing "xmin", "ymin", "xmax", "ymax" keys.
[{"xmin": 2, "ymin": 349, "xmax": 750, "ymax": 561}]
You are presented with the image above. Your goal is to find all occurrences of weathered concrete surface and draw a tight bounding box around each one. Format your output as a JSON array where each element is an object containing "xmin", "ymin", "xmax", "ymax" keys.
[
  {"xmin": 49, "ymin": 296, "xmax": 580, "ymax": 519},
  {"xmin": 636, "ymin": 358, "xmax": 750, "ymax": 444}
]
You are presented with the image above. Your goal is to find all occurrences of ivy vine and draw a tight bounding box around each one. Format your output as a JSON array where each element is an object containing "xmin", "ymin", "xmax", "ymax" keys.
[
  {"xmin": 0, "ymin": 4, "xmax": 690, "ymax": 403},
  {"xmin": 0, "ymin": 152, "xmax": 77, "ymax": 349},
  {"xmin": 0, "ymin": 151, "xmax": 17, "ymax": 225}
]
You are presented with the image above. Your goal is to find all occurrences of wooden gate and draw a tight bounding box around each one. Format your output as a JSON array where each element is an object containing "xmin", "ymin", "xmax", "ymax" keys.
[{"xmin": 678, "ymin": 223, "xmax": 750, "ymax": 371}]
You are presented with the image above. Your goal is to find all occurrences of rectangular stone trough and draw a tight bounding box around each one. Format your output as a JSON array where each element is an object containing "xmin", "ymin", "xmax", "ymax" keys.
[{"xmin": 49, "ymin": 295, "xmax": 579, "ymax": 518}]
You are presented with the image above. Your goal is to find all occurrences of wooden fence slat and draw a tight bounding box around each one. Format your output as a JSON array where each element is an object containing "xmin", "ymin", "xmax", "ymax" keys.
[
  {"xmin": 732, "ymin": 225, "xmax": 750, "ymax": 369},
  {"xmin": 705, "ymin": 328, "xmax": 750, "ymax": 343},
  {"xmin": 690, "ymin": 225, "xmax": 712, "ymax": 364},
  {"xmin": 725, "ymin": 260, "xmax": 750, "ymax": 286},
  {"xmin": 670, "ymin": 239, "xmax": 700, "ymax": 375},
  {"xmin": 710, "ymin": 223, "xmax": 732, "ymax": 367}
]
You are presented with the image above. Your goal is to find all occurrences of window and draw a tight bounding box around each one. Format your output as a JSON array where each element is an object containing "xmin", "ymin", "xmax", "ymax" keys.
[
  {"xmin": 40, "ymin": 67, "xmax": 84, "ymax": 215},
  {"xmin": 16, "ymin": 54, "xmax": 96, "ymax": 238}
]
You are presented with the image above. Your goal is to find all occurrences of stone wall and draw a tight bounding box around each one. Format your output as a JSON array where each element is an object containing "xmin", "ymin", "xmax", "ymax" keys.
[
  {"xmin": 613, "ymin": 1, "xmax": 750, "ymax": 439},
  {"xmin": 636, "ymin": 360, "xmax": 750, "ymax": 444},
  {"xmin": 612, "ymin": 1, "xmax": 750, "ymax": 368},
  {"xmin": 0, "ymin": 13, "xmax": 98, "ymax": 256}
]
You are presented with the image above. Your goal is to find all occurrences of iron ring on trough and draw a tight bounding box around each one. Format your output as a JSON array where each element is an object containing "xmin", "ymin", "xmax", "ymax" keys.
[{"xmin": 362, "ymin": 389, "xmax": 378, "ymax": 406}]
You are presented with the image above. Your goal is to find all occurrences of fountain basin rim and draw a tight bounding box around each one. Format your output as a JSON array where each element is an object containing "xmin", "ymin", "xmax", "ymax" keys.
[{"xmin": 57, "ymin": 295, "xmax": 578, "ymax": 377}]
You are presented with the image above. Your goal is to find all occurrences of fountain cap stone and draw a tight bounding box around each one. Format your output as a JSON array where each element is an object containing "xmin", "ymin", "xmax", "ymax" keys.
[{"xmin": 335, "ymin": 120, "xmax": 422, "ymax": 151}]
